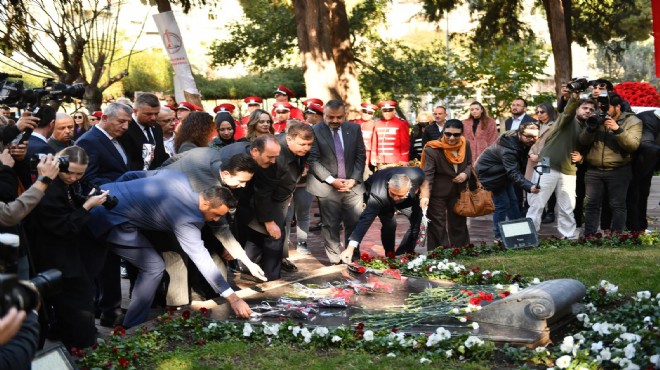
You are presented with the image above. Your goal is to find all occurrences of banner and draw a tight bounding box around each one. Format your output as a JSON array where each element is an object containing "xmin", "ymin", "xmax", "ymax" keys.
[
  {"xmin": 654, "ymin": 0, "xmax": 660, "ymax": 77},
  {"xmin": 153, "ymin": 11, "xmax": 200, "ymax": 104}
]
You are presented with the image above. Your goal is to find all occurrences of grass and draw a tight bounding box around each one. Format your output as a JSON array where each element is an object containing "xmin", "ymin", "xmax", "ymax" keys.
[
  {"xmin": 153, "ymin": 342, "xmax": 492, "ymax": 370},
  {"xmin": 453, "ymin": 245, "xmax": 660, "ymax": 294}
]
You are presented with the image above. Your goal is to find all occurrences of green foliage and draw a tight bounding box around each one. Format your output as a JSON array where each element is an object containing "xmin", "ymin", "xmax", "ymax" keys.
[
  {"xmin": 593, "ymin": 39, "xmax": 658, "ymax": 83},
  {"xmin": 120, "ymin": 50, "xmax": 174, "ymax": 97},
  {"xmin": 195, "ymin": 67, "xmax": 303, "ymax": 100},
  {"xmin": 572, "ymin": 0, "xmax": 652, "ymax": 48}
]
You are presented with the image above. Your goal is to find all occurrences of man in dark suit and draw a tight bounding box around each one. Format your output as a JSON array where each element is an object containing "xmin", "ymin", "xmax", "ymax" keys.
[
  {"xmin": 307, "ymin": 100, "xmax": 366, "ymax": 264},
  {"xmin": 245, "ymin": 123, "xmax": 314, "ymax": 280},
  {"xmin": 342, "ymin": 167, "xmax": 429, "ymax": 262},
  {"xmin": 504, "ymin": 97, "xmax": 535, "ymax": 131},
  {"xmin": 75, "ymin": 102, "xmax": 131, "ymax": 327},
  {"xmin": 26, "ymin": 105, "xmax": 56, "ymax": 159},
  {"xmin": 422, "ymin": 105, "xmax": 447, "ymax": 147},
  {"xmin": 118, "ymin": 93, "xmax": 169, "ymax": 171}
]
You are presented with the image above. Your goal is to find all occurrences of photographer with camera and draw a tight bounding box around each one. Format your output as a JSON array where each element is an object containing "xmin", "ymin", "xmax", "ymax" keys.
[
  {"xmin": 0, "ymin": 307, "xmax": 39, "ymax": 370},
  {"xmin": 26, "ymin": 146, "xmax": 109, "ymax": 350},
  {"xmin": 578, "ymin": 92, "xmax": 642, "ymax": 236}
]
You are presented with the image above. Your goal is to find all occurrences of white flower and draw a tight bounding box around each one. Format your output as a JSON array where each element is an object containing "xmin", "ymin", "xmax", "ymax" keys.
[
  {"xmin": 292, "ymin": 326, "xmax": 301, "ymax": 337},
  {"xmin": 555, "ymin": 355, "xmax": 572, "ymax": 369},
  {"xmin": 636, "ymin": 291, "xmax": 651, "ymax": 300},
  {"xmin": 207, "ymin": 322, "xmax": 218, "ymax": 330},
  {"xmin": 643, "ymin": 316, "xmax": 651, "ymax": 324},
  {"xmin": 386, "ymin": 352, "xmax": 396, "ymax": 357},
  {"xmin": 312, "ymin": 326, "xmax": 329, "ymax": 337},
  {"xmin": 363, "ymin": 330, "xmax": 374, "ymax": 341},
  {"xmin": 263, "ymin": 323, "xmax": 280, "ymax": 337},
  {"xmin": 508, "ymin": 283, "xmax": 520, "ymax": 294},
  {"xmin": 590, "ymin": 341, "xmax": 603, "ymax": 351},
  {"xmin": 459, "ymin": 317, "xmax": 467, "ymax": 322},
  {"xmin": 451, "ymin": 308, "xmax": 460, "ymax": 314},
  {"xmin": 535, "ymin": 346, "xmax": 547, "ymax": 353},
  {"xmin": 585, "ymin": 302, "xmax": 598, "ymax": 313},
  {"xmin": 482, "ymin": 270, "xmax": 491, "ymax": 275},
  {"xmin": 300, "ymin": 327, "xmax": 312, "ymax": 343},
  {"xmin": 531, "ymin": 277, "xmax": 541, "ymax": 285},
  {"xmin": 620, "ymin": 333, "xmax": 641, "ymax": 343},
  {"xmin": 650, "ymin": 354, "xmax": 659, "ymax": 366},
  {"xmin": 560, "ymin": 336, "xmax": 575, "ymax": 353},
  {"xmin": 331, "ymin": 335, "xmax": 342, "ymax": 343},
  {"xmin": 445, "ymin": 349, "xmax": 453, "ymax": 358},
  {"xmin": 495, "ymin": 283, "xmax": 504, "ymax": 290},
  {"xmin": 491, "ymin": 270, "xmax": 501, "ymax": 276},
  {"xmin": 426, "ymin": 327, "xmax": 451, "ymax": 347},
  {"xmin": 599, "ymin": 280, "xmax": 619, "ymax": 294},
  {"xmin": 600, "ymin": 347, "xmax": 611, "ymax": 361},
  {"xmin": 420, "ymin": 357, "xmax": 432, "ymax": 364},
  {"xmin": 464, "ymin": 336, "xmax": 484, "ymax": 348},
  {"xmin": 592, "ymin": 322, "xmax": 611, "ymax": 335},
  {"xmin": 624, "ymin": 343, "xmax": 636, "ymax": 359},
  {"xmin": 619, "ymin": 358, "xmax": 640, "ymax": 370},
  {"xmin": 471, "ymin": 322, "xmax": 479, "ymax": 330},
  {"xmin": 243, "ymin": 323, "xmax": 253, "ymax": 337}
]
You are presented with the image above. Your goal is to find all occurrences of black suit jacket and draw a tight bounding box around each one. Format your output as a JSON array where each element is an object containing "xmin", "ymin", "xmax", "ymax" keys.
[
  {"xmin": 307, "ymin": 121, "xmax": 365, "ymax": 197},
  {"xmin": 26, "ymin": 136, "xmax": 56, "ymax": 158},
  {"xmin": 76, "ymin": 126, "xmax": 129, "ymax": 185},
  {"xmin": 504, "ymin": 114, "xmax": 535, "ymax": 131},
  {"xmin": 422, "ymin": 122, "xmax": 444, "ymax": 147},
  {"xmin": 634, "ymin": 110, "xmax": 660, "ymax": 177},
  {"xmin": 117, "ymin": 118, "xmax": 169, "ymax": 170}
]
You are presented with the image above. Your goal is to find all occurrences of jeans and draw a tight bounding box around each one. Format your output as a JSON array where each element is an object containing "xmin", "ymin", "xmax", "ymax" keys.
[
  {"xmin": 492, "ymin": 184, "xmax": 521, "ymax": 239},
  {"xmin": 584, "ymin": 165, "xmax": 631, "ymax": 235}
]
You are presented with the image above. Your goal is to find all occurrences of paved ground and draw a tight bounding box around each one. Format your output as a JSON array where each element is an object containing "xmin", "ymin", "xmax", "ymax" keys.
[{"xmin": 96, "ymin": 177, "xmax": 660, "ymax": 337}]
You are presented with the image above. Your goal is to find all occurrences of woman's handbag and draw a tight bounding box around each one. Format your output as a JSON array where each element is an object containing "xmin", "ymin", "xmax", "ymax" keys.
[{"xmin": 453, "ymin": 168, "xmax": 494, "ymax": 217}]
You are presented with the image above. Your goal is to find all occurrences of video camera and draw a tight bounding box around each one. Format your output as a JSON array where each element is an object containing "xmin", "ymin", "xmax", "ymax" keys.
[
  {"xmin": 586, "ymin": 92, "xmax": 611, "ymax": 128},
  {"xmin": 0, "ymin": 234, "xmax": 62, "ymax": 317},
  {"xmin": 29, "ymin": 154, "xmax": 70, "ymax": 173},
  {"xmin": 566, "ymin": 77, "xmax": 590, "ymax": 93}
]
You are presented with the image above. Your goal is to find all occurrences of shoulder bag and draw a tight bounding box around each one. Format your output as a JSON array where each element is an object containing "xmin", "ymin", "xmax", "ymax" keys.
[{"xmin": 453, "ymin": 167, "xmax": 494, "ymax": 217}]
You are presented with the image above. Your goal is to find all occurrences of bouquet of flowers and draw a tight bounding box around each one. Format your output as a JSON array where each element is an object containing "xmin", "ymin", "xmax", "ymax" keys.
[{"xmin": 613, "ymin": 81, "xmax": 660, "ymax": 107}]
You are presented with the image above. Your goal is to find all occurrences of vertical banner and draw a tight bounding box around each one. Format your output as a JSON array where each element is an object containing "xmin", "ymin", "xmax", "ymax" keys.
[
  {"xmin": 653, "ymin": 0, "xmax": 660, "ymax": 77},
  {"xmin": 153, "ymin": 11, "xmax": 201, "ymax": 105}
]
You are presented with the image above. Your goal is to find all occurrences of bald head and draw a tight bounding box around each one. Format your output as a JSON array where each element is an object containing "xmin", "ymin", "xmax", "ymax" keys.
[{"xmin": 52, "ymin": 112, "xmax": 74, "ymax": 142}]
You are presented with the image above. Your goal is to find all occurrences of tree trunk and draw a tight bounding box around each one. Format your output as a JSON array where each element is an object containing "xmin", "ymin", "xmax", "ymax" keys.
[
  {"xmin": 543, "ymin": 0, "xmax": 572, "ymax": 104},
  {"xmin": 293, "ymin": 0, "xmax": 361, "ymax": 107}
]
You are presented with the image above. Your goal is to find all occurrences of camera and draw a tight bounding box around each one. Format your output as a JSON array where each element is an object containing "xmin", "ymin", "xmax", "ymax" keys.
[
  {"xmin": 29, "ymin": 154, "xmax": 69, "ymax": 173},
  {"xmin": 0, "ymin": 75, "xmax": 85, "ymax": 110},
  {"xmin": 86, "ymin": 183, "xmax": 119, "ymax": 210},
  {"xmin": 585, "ymin": 91, "xmax": 611, "ymax": 129},
  {"xmin": 0, "ymin": 234, "xmax": 62, "ymax": 317},
  {"xmin": 567, "ymin": 77, "xmax": 590, "ymax": 93}
]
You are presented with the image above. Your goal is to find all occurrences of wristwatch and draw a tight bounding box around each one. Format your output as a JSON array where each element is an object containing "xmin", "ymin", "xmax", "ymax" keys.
[{"xmin": 36, "ymin": 175, "xmax": 52, "ymax": 186}]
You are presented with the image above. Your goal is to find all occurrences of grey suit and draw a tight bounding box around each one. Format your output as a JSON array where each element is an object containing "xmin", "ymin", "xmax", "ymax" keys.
[{"xmin": 307, "ymin": 121, "xmax": 366, "ymax": 263}]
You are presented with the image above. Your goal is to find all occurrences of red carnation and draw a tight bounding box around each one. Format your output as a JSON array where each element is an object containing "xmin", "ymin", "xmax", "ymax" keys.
[{"xmin": 118, "ymin": 357, "xmax": 129, "ymax": 368}]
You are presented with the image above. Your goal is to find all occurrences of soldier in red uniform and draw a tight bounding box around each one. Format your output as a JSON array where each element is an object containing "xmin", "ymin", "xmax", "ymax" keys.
[
  {"xmin": 302, "ymin": 98, "xmax": 324, "ymax": 125},
  {"xmin": 272, "ymin": 85, "xmax": 304, "ymax": 121},
  {"xmin": 272, "ymin": 102, "xmax": 293, "ymax": 134},
  {"xmin": 351, "ymin": 102, "xmax": 378, "ymax": 167},
  {"xmin": 238, "ymin": 96, "xmax": 263, "ymax": 140},
  {"xmin": 371, "ymin": 100, "xmax": 410, "ymax": 167}
]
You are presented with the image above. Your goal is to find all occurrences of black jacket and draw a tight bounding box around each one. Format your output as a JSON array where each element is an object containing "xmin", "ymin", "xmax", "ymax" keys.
[
  {"xmin": 117, "ymin": 119, "xmax": 169, "ymax": 170},
  {"xmin": 475, "ymin": 132, "xmax": 534, "ymax": 193}
]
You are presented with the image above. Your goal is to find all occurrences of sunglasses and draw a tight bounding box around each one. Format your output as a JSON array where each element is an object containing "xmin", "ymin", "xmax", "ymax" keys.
[
  {"xmin": 444, "ymin": 132, "xmax": 462, "ymax": 138},
  {"xmin": 361, "ymin": 110, "xmax": 373, "ymax": 114},
  {"xmin": 382, "ymin": 108, "xmax": 394, "ymax": 113},
  {"xmin": 275, "ymin": 110, "xmax": 289, "ymax": 114},
  {"xmin": 418, "ymin": 121, "xmax": 430, "ymax": 125},
  {"xmin": 258, "ymin": 120, "xmax": 273, "ymax": 124},
  {"xmin": 536, "ymin": 110, "xmax": 546, "ymax": 114},
  {"xmin": 521, "ymin": 133, "xmax": 538, "ymax": 140},
  {"xmin": 74, "ymin": 115, "xmax": 84, "ymax": 119}
]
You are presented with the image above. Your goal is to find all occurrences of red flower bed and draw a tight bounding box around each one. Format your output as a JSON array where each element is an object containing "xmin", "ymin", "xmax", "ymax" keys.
[{"xmin": 613, "ymin": 81, "xmax": 660, "ymax": 107}]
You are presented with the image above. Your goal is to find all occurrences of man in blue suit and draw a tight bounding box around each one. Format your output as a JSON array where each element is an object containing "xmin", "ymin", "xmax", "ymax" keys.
[
  {"xmin": 307, "ymin": 100, "xmax": 366, "ymax": 264},
  {"xmin": 88, "ymin": 170, "xmax": 252, "ymax": 327},
  {"xmin": 26, "ymin": 105, "xmax": 56, "ymax": 159}
]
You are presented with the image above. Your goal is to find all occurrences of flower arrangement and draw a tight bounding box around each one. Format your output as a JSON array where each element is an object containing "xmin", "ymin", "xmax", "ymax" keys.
[{"xmin": 613, "ymin": 81, "xmax": 660, "ymax": 107}]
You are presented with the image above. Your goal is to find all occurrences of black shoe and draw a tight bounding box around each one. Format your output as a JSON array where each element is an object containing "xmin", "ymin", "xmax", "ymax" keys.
[
  {"xmin": 281, "ymin": 258, "xmax": 298, "ymax": 272},
  {"xmin": 99, "ymin": 313, "xmax": 125, "ymax": 328},
  {"xmin": 296, "ymin": 242, "xmax": 311, "ymax": 255},
  {"xmin": 309, "ymin": 222, "xmax": 323, "ymax": 232},
  {"xmin": 542, "ymin": 211, "xmax": 555, "ymax": 224}
]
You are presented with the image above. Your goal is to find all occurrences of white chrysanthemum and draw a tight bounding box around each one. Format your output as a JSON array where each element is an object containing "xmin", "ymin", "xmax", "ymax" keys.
[
  {"xmin": 243, "ymin": 323, "xmax": 253, "ymax": 337},
  {"xmin": 363, "ymin": 330, "xmax": 374, "ymax": 341},
  {"xmin": 312, "ymin": 326, "xmax": 329, "ymax": 337},
  {"xmin": 331, "ymin": 335, "xmax": 342, "ymax": 343},
  {"xmin": 624, "ymin": 343, "xmax": 636, "ymax": 359},
  {"xmin": 555, "ymin": 355, "xmax": 572, "ymax": 369},
  {"xmin": 464, "ymin": 336, "xmax": 484, "ymax": 348}
]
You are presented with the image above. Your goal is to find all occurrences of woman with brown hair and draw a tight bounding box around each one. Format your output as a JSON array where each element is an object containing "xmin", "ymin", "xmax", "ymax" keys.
[
  {"xmin": 421, "ymin": 119, "xmax": 472, "ymax": 250},
  {"xmin": 173, "ymin": 111, "xmax": 214, "ymax": 154},
  {"xmin": 72, "ymin": 111, "xmax": 92, "ymax": 140},
  {"xmin": 242, "ymin": 109, "xmax": 274, "ymax": 142},
  {"xmin": 462, "ymin": 101, "xmax": 498, "ymax": 163}
]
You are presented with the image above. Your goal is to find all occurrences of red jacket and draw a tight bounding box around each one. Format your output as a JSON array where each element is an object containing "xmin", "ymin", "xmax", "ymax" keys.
[
  {"xmin": 371, "ymin": 117, "xmax": 410, "ymax": 165},
  {"xmin": 353, "ymin": 118, "xmax": 375, "ymax": 165}
]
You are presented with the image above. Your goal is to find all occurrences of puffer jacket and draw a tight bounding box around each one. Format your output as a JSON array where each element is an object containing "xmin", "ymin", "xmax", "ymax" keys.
[
  {"xmin": 475, "ymin": 131, "xmax": 535, "ymax": 193},
  {"xmin": 579, "ymin": 112, "xmax": 642, "ymax": 169}
]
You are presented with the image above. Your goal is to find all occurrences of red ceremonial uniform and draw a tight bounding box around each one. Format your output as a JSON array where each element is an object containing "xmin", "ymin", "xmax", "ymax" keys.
[
  {"xmin": 272, "ymin": 121, "xmax": 287, "ymax": 134},
  {"xmin": 235, "ymin": 119, "xmax": 247, "ymax": 140},
  {"xmin": 352, "ymin": 118, "xmax": 376, "ymax": 165},
  {"xmin": 371, "ymin": 116, "xmax": 410, "ymax": 165},
  {"xmin": 272, "ymin": 106, "xmax": 304, "ymax": 121}
]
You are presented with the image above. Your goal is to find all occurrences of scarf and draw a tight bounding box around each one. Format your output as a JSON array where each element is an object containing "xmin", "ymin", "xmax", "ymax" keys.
[{"xmin": 420, "ymin": 136, "xmax": 466, "ymax": 168}]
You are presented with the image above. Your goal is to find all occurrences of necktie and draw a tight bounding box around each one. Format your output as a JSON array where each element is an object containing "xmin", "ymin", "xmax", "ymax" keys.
[
  {"xmin": 333, "ymin": 128, "xmax": 346, "ymax": 179},
  {"xmin": 144, "ymin": 127, "xmax": 155, "ymax": 145}
]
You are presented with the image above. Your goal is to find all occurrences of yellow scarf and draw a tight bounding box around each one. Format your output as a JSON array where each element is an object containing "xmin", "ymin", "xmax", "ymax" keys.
[{"xmin": 420, "ymin": 136, "xmax": 466, "ymax": 168}]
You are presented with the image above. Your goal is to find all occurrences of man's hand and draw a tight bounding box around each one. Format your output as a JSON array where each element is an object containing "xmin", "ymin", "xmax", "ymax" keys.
[
  {"xmin": 560, "ymin": 84, "xmax": 570, "ymax": 99},
  {"xmin": 530, "ymin": 185, "xmax": 540, "ymax": 194},
  {"xmin": 15, "ymin": 111, "xmax": 39, "ymax": 132},
  {"xmin": 339, "ymin": 244, "xmax": 356, "ymax": 264},
  {"xmin": 264, "ymin": 221, "xmax": 281, "ymax": 239},
  {"xmin": 0, "ymin": 307, "xmax": 27, "ymax": 345},
  {"xmin": 0, "ymin": 149, "xmax": 15, "ymax": 168},
  {"xmin": 9, "ymin": 143, "xmax": 27, "ymax": 161},
  {"xmin": 603, "ymin": 118, "xmax": 620, "ymax": 132},
  {"xmin": 452, "ymin": 173, "xmax": 468, "ymax": 183},
  {"xmin": 331, "ymin": 179, "xmax": 348, "ymax": 192},
  {"xmin": 37, "ymin": 154, "xmax": 60, "ymax": 179},
  {"xmin": 227, "ymin": 295, "xmax": 252, "ymax": 318},
  {"xmin": 570, "ymin": 151, "xmax": 582, "ymax": 164},
  {"xmin": 243, "ymin": 260, "xmax": 267, "ymax": 281},
  {"xmin": 419, "ymin": 197, "xmax": 429, "ymax": 209}
]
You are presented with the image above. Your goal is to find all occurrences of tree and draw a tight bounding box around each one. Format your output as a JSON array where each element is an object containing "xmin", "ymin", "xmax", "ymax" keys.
[{"xmin": 0, "ymin": 0, "xmax": 142, "ymax": 111}]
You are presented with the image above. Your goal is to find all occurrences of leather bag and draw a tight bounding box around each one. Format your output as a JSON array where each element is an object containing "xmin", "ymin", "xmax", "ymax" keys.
[{"xmin": 453, "ymin": 168, "xmax": 494, "ymax": 217}]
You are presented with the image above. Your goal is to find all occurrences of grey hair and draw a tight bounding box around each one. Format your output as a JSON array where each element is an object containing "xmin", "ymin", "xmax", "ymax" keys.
[
  {"xmin": 104, "ymin": 102, "xmax": 133, "ymax": 118},
  {"xmin": 388, "ymin": 174, "xmax": 412, "ymax": 190}
]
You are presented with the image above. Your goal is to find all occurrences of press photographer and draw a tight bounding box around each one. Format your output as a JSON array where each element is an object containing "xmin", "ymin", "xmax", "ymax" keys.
[{"xmin": 578, "ymin": 92, "xmax": 642, "ymax": 236}]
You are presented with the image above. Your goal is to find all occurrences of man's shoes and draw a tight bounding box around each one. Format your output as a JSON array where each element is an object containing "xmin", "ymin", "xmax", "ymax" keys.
[
  {"xmin": 99, "ymin": 312, "xmax": 125, "ymax": 328},
  {"xmin": 309, "ymin": 222, "xmax": 323, "ymax": 232},
  {"xmin": 542, "ymin": 211, "xmax": 555, "ymax": 224},
  {"xmin": 296, "ymin": 241, "xmax": 311, "ymax": 255},
  {"xmin": 120, "ymin": 264, "xmax": 128, "ymax": 279},
  {"xmin": 281, "ymin": 258, "xmax": 298, "ymax": 272}
]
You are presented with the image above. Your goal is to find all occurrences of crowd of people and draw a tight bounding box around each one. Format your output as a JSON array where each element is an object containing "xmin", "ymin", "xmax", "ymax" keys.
[{"xmin": 0, "ymin": 79, "xmax": 658, "ymax": 354}]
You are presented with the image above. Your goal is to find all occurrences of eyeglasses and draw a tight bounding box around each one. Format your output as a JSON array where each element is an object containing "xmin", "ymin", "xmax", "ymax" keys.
[
  {"xmin": 536, "ymin": 110, "xmax": 546, "ymax": 114},
  {"xmin": 158, "ymin": 118, "xmax": 174, "ymax": 123},
  {"xmin": 258, "ymin": 120, "xmax": 273, "ymax": 124},
  {"xmin": 382, "ymin": 108, "xmax": 394, "ymax": 113},
  {"xmin": 521, "ymin": 133, "xmax": 538, "ymax": 140},
  {"xmin": 74, "ymin": 115, "xmax": 84, "ymax": 119},
  {"xmin": 444, "ymin": 132, "xmax": 462, "ymax": 138}
]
